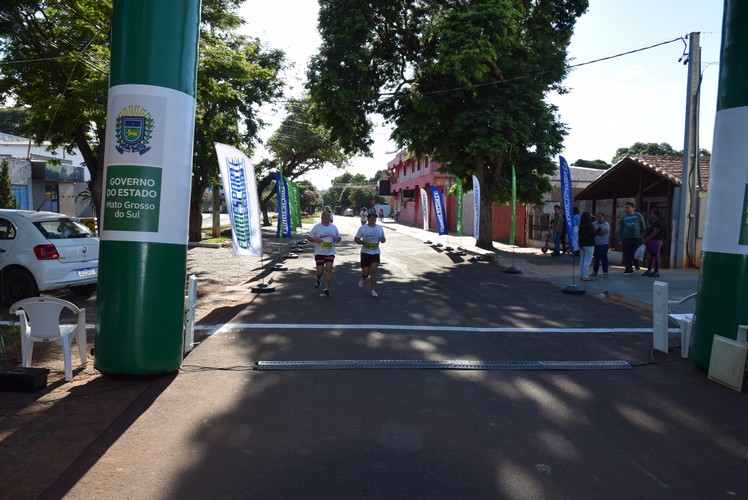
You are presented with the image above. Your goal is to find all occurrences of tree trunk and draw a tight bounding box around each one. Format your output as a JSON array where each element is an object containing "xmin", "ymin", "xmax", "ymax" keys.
[
  {"xmin": 211, "ymin": 185, "xmax": 221, "ymax": 238},
  {"xmin": 76, "ymin": 126, "xmax": 103, "ymax": 223},
  {"xmin": 260, "ymin": 199, "xmax": 271, "ymax": 226},
  {"xmin": 474, "ymin": 155, "xmax": 494, "ymax": 249},
  {"xmin": 188, "ymin": 194, "xmax": 203, "ymax": 242}
]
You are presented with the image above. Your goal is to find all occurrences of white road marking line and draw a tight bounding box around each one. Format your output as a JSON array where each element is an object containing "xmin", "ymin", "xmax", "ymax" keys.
[{"xmin": 199, "ymin": 322, "xmax": 679, "ymax": 334}]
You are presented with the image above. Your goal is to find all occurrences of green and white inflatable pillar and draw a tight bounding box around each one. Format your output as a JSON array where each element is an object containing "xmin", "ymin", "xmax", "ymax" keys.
[
  {"xmin": 95, "ymin": 0, "xmax": 200, "ymax": 376},
  {"xmin": 692, "ymin": 1, "xmax": 748, "ymax": 368}
]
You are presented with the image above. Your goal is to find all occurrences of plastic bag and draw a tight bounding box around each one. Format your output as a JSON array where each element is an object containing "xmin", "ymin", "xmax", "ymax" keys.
[{"xmin": 634, "ymin": 243, "xmax": 646, "ymax": 261}]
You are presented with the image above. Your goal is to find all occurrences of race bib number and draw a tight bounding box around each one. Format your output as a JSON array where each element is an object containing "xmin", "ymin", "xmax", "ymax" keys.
[
  {"xmin": 365, "ymin": 241, "xmax": 379, "ymax": 250},
  {"xmin": 321, "ymin": 240, "xmax": 333, "ymax": 250}
]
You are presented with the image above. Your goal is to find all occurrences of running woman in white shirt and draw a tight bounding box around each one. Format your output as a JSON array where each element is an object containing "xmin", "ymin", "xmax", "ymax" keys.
[
  {"xmin": 354, "ymin": 212, "xmax": 386, "ymax": 298},
  {"xmin": 306, "ymin": 211, "xmax": 342, "ymax": 297}
]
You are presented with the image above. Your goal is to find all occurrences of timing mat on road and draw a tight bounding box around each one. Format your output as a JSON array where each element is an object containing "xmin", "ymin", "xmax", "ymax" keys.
[{"xmin": 254, "ymin": 359, "xmax": 632, "ymax": 371}]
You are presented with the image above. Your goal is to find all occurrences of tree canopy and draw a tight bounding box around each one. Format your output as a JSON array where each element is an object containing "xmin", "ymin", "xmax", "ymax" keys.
[
  {"xmin": 612, "ymin": 142, "xmax": 681, "ymax": 164},
  {"xmin": 307, "ymin": 0, "xmax": 588, "ymax": 248},
  {"xmin": 254, "ymin": 97, "xmax": 350, "ymax": 224},
  {"xmin": 0, "ymin": 0, "xmax": 285, "ymax": 241},
  {"xmin": 0, "ymin": 0, "xmax": 111, "ymax": 211},
  {"xmin": 572, "ymin": 159, "xmax": 610, "ymax": 170},
  {"xmin": 323, "ymin": 172, "xmax": 380, "ymax": 210},
  {"xmin": 0, "ymin": 107, "xmax": 30, "ymax": 136},
  {"xmin": 189, "ymin": 5, "xmax": 285, "ymax": 240}
]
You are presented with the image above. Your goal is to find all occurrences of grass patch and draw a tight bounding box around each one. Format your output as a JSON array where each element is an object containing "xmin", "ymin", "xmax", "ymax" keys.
[
  {"xmin": 1, "ymin": 324, "xmax": 20, "ymax": 367},
  {"xmin": 201, "ymin": 225, "xmax": 232, "ymax": 244}
]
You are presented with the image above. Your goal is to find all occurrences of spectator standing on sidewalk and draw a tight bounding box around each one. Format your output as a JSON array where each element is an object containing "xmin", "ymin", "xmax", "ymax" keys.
[
  {"xmin": 578, "ymin": 212, "xmax": 596, "ymax": 281},
  {"xmin": 618, "ymin": 201, "xmax": 646, "ymax": 275},
  {"xmin": 642, "ymin": 209, "xmax": 666, "ymax": 277},
  {"xmin": 306, "ymin": 211, "xmax": 342, "ymax": 297},
  {"xmin": 355, "ymin": 212, "xmax": 386, "ymax": 298},
  {"xmin": 592, "ymin": 212, "xmax": 610, "ymax": 277}
]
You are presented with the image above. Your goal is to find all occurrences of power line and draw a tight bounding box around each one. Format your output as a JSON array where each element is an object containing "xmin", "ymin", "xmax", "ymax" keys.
[
  {"xmin": 0, "ymin": 56, "xmax": 75, "ymax": 65},
  {"xmin": 375, "ymin": 36, "xmax": 686, "ymax": 100}
]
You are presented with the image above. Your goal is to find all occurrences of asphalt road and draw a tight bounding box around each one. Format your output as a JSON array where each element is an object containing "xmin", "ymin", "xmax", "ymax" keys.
[{"xmin": 34, "ymin": 216, "xmax": 748, "ymax": 498}]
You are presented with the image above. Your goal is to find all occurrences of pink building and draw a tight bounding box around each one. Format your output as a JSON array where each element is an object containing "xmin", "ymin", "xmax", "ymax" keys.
[
  {"xmin": 387, "ymin": 151, "xmax": 527, "ymax": 245},
  {"xmin": 387, "ymin": 152, "xmax": 449, "ymax": 228}
]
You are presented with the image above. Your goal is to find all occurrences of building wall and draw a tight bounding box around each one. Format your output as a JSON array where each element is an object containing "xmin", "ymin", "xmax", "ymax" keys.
[{"xmin": 1, "ymin": 154, "xmax": 90, "ymax": 216}]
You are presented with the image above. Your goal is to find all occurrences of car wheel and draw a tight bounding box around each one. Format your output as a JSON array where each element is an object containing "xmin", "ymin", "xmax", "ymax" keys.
[
  {"xmin": 71, "ymin": 284, "xmax": 97, "ymax": 296},
  {"xmin": 2, "ymin": 268, "xmax": 40, "ymax": 304}
]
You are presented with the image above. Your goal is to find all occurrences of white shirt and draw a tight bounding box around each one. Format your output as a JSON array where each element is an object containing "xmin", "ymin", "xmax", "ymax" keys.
[
  {"xmin": 308, "ymin": 223, "xmax": 340, "ymax": 255},
  {"xmin": 355, "ymin": 224, "xmax": 385, "ymax": 255}
]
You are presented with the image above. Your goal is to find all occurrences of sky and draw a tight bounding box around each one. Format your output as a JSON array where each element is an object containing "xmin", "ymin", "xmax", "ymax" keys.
[{"xmin": 238, "ymin": 0, "xmax": 725, "ymax": 189}]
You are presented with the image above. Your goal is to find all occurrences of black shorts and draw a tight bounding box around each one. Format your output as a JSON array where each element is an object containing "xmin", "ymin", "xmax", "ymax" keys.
[
  {"xmin": 314, "ymin": 254, "xmax": 335, "ymax": 265},
  {"xmin": 360, "ymin": 252, "xmax": 380, "ymax": 268}
]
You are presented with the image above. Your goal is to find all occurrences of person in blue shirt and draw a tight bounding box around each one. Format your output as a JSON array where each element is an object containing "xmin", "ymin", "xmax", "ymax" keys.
[{"xmin": 617, "ymin": 201, "xmax": 646, "ymax": 275}]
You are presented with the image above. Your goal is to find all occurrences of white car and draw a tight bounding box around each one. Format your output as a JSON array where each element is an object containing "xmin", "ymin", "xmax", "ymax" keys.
[
  {"xmin": 343, "ymin": 208, "xmax": 354, "ymax": 216},
  {"xmin": 0, "ymin": 210, "xmax": 99, "ymax": 303}
]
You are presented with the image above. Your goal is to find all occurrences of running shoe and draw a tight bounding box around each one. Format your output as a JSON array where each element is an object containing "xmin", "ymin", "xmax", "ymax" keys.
[
  {"xmin": 323, "ymin": 289, "xmax": 330, "ymax": 297},
  {"xmin": 315, "ymin": 278, "xmax": 321, "ymax": 288},
  {"xmin": 358, "ymin": 277, "xmax": 365, "ymax": 288},
  {"xmin": 370, "ymin": 290, "xmax": 378, "ymax": 298}
]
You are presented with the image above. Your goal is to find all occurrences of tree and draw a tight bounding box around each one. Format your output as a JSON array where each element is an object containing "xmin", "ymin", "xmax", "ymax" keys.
[
  {"xmin": 348, "ymin": 188, "xmax": 377, "ymax": 210},
  {"xmin": 0, "ymin": 1, "xmax": 285, "ymax": 237},
  {"xmin": 0, "ymin": 0, "xmax": 111, "ymax": 215},
  {"xmin": 572, "ymin": 159, "xmax": 610, "ymax": 170},
  {"xmin": 611, "ymin": 142, "xmax": 681, "ymax": 164},
  {"xmin": 0, "ymin": 107, "xmax": 29, "ymax": 136},
  {"xmin": 254, "ymin": 97, "xmax": 350, "ymax": 225},
  {"xmin": 189, "ymin": 9, "xmax": 285, "ymax": 240},
  {"xmin": 308, "ymin": 0, "xmax": 587, "ymax": 248},
  {"xmin": 324, "ymin": 172, "xmax": 369, "ymax": 209},
  {"xmin": 0, "ymin": 159, "xmax": 18, "ymax": 208},
  {"xmin": 302, "ymin": 189, "xmax": 323, "ymax": 213}
]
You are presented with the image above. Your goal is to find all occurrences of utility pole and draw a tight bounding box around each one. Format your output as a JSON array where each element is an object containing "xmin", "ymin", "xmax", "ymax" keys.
[{"xmin": 672, "ymin": 32, "xmax": 701, "ymax": 268}]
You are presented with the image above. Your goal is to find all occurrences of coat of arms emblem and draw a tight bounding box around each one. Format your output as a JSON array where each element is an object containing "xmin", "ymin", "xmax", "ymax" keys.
[{"xmin": 115, "ymin": 105, "xmax": 154, "ymax": 155}]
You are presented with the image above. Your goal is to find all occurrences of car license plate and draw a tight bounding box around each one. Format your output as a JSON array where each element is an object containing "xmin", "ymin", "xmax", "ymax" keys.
[{"xmin": 77, "ymin": 268, "xmax": 96, "ymax": 277}]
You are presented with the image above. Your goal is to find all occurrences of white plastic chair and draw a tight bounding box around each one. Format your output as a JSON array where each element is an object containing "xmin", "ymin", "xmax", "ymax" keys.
[
  {"xmin": 10, "ymin": 297, "xmax": 87, "ymax": 382},
  {"xmin": 669, "ymin": 292, "xmax": 697, "ymax": 359}
]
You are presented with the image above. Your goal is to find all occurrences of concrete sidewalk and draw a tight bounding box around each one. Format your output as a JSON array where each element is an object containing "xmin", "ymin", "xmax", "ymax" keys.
[{"xmin": 380, "ymin": 219, "xmax": 699, "ymax": 315}]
